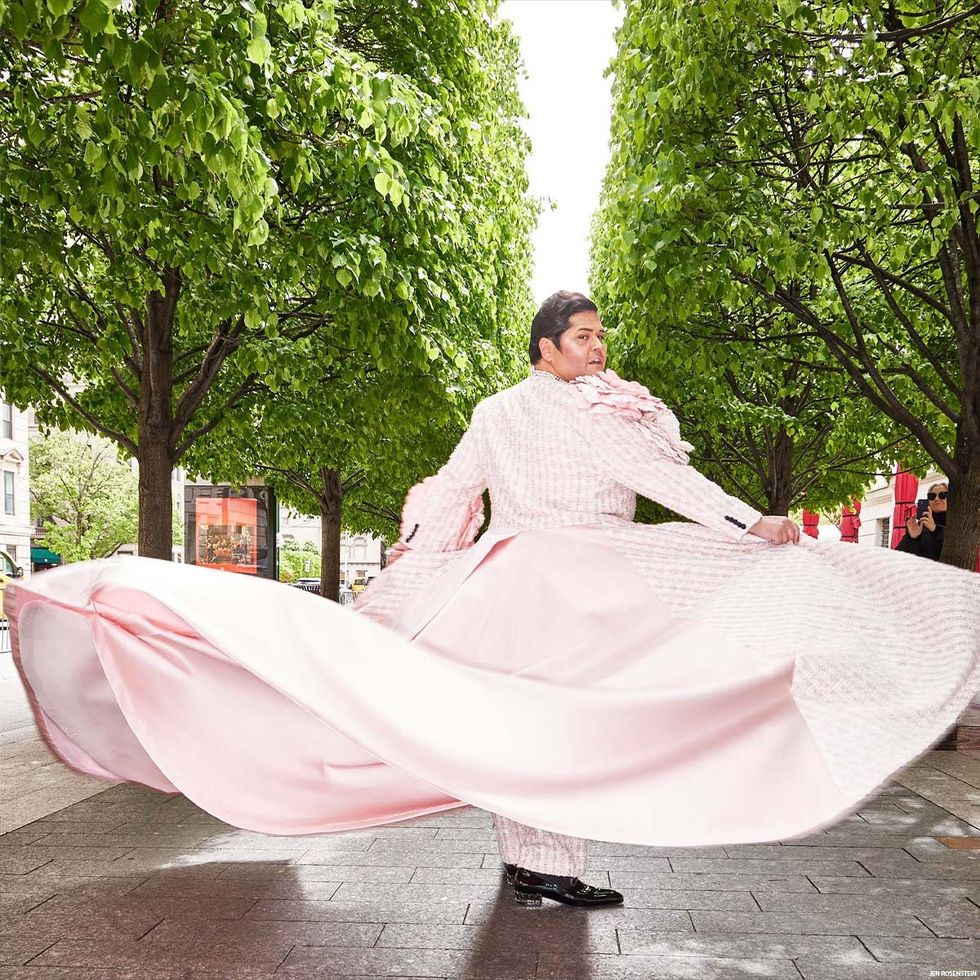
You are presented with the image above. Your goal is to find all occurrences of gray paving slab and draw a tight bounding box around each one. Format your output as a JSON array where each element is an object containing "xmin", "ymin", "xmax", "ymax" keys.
[
  {"xmin": 0, "ymin": 872, "xmax": 147, "ymax": 909},
  {"xmin": 376, "ymin": 920, "xmax": 621, "ymax": 953},
  {"xmin": 2, "ymin": 912, "xmax": 166, "ymax": 947},
  {"xmin": 144, "ymin": 858, "xmax": 411, "ymax": 885},
  {"xmin": 668, "ymin": 857, "xmax": 872, "ymax": 876},
  {"xmin": 0, "ymin": 852, "xmax": 52, "ymax": 875},
  {"xmin": 17, "ymin": 828, "xmax": 220, "ymax": 848},
  {"xmin": 0, "ymin": 971, "xmax": 276, "ymax": 980},
  {"xmin": 751, "ymin": 890, "xmax": 976, "ymax": 914},
  {"xmin": 463, "ymin": 901, "xmax": 689, "ymax": 928},
  {"xmin": 139, "ymin": 916, "xmax": 385, "ymax": 948},
  {"xmin": 588, "ymin": 887, "xmax": 759, "ymax": 911},
  {"xmin": 793, "ymin": 959, "xmax": 937, "ymax": 979},
  {"xmin": 330, "ymin": 881, "xmax": 506, "ymax": 904},
  {"xmin": 32, "ymin": 892, "xmax": 263, "ymax": 920},
  {"xmin": 27, "ymin": 936, "xmax": 296, "ymax": 972},
  {"xmin": 809, "ymin": 875, "xmax": 980, "ymax": 899},
  {"xmin": 1, "ymin": 844, "xmax": 138, "ymax": 866},
  {"xmin": 0, "ymin": 937, "xmax": 58, "ymax": 968},
  {"xmin": 857, "ymin": 853, "xmax": 980, "ymax": 879},
  {"xmin": 860, "ymin": 935, "xmax": 979, "ymax": 966},
  {"xmin": 690, "ymin": 908, "xmax": 933, "ymax": 936},
  {"xmin": 914, "ymin": 900, "xmax": 980, "ymax": 938},
  {"xmin": 615, "ymin": 931, "xmax": 874, "ymax": 961},
  {"xmin": 411, "ymin": 865, "xmax": 524, "ymax": 885},
  {"xmin": 607, "ymin": 870, "xmax": 820, "ymax": 891},
  {"xmin": 432, "ymin": 828, "xmax": 499, "ymax": 841},
  {"xmin": 535, "ymin": 951, "xmax": 802, "ymax": 978},
  {"xmin": 277, "ymin": 944, "xmax": 537, "ymax": 977},
  {"xmin": 246, "ymin": 898, "xmax": 470, "ymax": 924}
]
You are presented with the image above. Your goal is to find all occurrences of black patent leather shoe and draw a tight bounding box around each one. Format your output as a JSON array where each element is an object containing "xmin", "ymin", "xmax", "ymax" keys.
[
  {"xmin": 503, "ymin": 863, "xmax": 517, "ymax": 884},
  {"xmin": 512, "ymin": 868, "xmax": 624, "ymax": 907}
]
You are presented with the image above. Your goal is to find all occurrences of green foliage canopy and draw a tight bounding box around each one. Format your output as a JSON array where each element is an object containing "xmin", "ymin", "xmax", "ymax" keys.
[
  {"xmin": 593, "ymin": 0, "xmax": 980, "ymax": 565},
  {"xmin": 29, "ymin": 428, "xmax": 139, "ymax": 561}
]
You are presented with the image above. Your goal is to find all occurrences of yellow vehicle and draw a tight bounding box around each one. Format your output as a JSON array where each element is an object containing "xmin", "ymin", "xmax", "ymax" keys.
[{"xmin": 0, "ymin": 549, "xmax": 23, "ymax": 620}]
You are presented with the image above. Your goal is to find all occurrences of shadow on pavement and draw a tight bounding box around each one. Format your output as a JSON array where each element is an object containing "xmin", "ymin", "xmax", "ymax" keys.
[{"xmin": 462, "ymin": 867, "xmax": 591, "ymax": 978}]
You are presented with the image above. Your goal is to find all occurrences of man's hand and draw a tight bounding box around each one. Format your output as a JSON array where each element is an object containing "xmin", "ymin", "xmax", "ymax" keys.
[
  {"xmin": 906, "ymin": 514, "xmax": 924, "ymax": 539},
  {"xmin": 387, "ymin": 541, "xmax": 411, "ymax": 565},
  {"xmin": 748, "ymin": 516, "xmax": 800, "ymax": 546}
]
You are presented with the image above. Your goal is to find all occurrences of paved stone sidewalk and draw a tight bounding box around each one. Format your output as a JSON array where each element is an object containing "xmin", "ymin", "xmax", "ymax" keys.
[
  {"xmin": 3, "ymin": 653, "xmax": 979, "ymax": 979},
  {"xmin": 2, "ymin": 766, "xmax": 978, "ymax": 978}
]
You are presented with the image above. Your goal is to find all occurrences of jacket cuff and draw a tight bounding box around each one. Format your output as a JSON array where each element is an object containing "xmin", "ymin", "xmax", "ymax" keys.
[{"xmin": 720, "ymin": 505, "xmax": 764, "ymax": 540}]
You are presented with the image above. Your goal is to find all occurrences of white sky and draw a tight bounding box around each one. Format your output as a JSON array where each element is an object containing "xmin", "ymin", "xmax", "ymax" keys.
[{"xmin": 498, "ymin": 0, "xmax": 624, "ymax": 305}]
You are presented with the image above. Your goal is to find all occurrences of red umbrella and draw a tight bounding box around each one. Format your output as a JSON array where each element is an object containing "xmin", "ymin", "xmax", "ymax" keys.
[
  {"xmin": 802, "ymin": 510, "xmax": 820, "ymax": 539},
  {"xmin": 840, "ymin": 499, "xmax": 862, "ymax": 544},
  {"xmin": 890, "ymin": 463, "xmax": 919, "ymax": 550}
]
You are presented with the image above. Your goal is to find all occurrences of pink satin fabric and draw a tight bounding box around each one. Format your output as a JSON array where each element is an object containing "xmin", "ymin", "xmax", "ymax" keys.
[{"xmin": 10, "ymin": 528, "xmax": 856, "ymax": 845}]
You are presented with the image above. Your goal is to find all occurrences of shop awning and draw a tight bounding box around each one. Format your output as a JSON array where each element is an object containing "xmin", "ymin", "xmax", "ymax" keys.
[{"xmin": 31, "ymin": 546, "xmax": 62, "ymax": 567}]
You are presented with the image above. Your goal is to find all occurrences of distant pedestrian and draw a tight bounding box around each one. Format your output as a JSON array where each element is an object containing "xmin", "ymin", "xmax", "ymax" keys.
[{"xmin": 897, "ymin": 482, "xmax": 948, "ymax": 561}]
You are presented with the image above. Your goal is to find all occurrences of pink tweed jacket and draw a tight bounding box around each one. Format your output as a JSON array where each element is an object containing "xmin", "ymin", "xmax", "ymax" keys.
[{"xmin": 398, "ymin": 369, "xmax": 763, "ymax": 552}]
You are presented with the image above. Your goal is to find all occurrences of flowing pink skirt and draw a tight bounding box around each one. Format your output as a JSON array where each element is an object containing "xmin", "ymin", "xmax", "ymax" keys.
[{"xmin": 8, "ymin": 525, "xmax": 979, "ymax": 845}]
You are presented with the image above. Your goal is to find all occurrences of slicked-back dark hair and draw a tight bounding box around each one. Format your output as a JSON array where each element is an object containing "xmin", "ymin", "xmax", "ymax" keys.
[{"xmin": 528, "ymin": 290, "xmax": 599, "ymax": 364}]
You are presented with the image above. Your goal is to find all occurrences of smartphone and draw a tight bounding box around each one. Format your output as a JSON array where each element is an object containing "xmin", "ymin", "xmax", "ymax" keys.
[{"xmin": 915, "ymin": 498, "xmax": 930, "ymax": 519}]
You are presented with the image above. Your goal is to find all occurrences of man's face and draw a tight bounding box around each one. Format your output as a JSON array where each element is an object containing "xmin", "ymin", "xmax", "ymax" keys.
[{"xmin": 539, "ymin": 311, "xmax": 607, "ymax": 380}]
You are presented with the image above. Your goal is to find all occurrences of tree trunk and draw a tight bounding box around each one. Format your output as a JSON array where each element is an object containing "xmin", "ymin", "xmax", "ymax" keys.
[
  {"xmin": 318, "ymin": 466, "xmax": 343, "ymax": 601},
  {"xmin": 137, "ymin": 432, "xmax": 173, "ymax": 559},
  {"xmin": 941, "ymin": 435, "xmax": 980, "ymax": 571},
  {"xmin": 767, "ymin": 430, "xmax": 795, "ymax": 516},
  {"xmin": 137, "ymin": 276, "xmax": 178, "ymax": 560}
]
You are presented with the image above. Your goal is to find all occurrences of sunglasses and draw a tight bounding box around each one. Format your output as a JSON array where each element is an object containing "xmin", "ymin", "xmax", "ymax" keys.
[{"xmin": 927, "ymin": 491, "xmax": 948, "ymax": 500}]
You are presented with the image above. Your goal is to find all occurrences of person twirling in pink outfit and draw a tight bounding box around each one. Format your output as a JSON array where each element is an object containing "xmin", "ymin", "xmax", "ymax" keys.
[
  {"xmin": 384, "ymin": 290, "xmax": 803, "ymax": 907},
  {"xmin": 9, "ymin": 291, "xmax": 980, "ymax": 913}
]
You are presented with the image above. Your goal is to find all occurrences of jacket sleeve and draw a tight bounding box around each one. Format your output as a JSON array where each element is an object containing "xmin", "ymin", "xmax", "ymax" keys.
[
  {"xmin": 590, "ymin": 410, "xmax": 764, "ymax": 540},
  {"xmin": 398, "ymin": 403, "xmax": 488, "ymax": 552}
]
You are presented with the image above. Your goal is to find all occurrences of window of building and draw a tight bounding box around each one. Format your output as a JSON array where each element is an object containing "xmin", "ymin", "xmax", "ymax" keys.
[
  {"xmin": 2, "ymin": 470, "xmax": 14, "ymax": 515},
  {"xmin": 0, "ymin": 402, "xmax": 11, "ymax": 440},
  {"xmin": 353, "ymin": 537, "xmax": 367, "ymax": 561},
  {"xmin": 879, "ymin": 518, "xmax": 891, "ymax": 549}
]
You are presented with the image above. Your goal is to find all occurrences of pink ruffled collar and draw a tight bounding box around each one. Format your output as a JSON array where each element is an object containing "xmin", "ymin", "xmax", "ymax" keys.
[
  {"xmin": 570, "ymin": 369, "xmax": 694, "ymax": 463},
  {"xmin": 571, "ymin": 369, "xmax": 672, "ymax": 419}
]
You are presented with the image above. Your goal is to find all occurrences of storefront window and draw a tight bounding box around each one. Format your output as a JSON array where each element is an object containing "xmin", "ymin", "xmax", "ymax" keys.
[{"xmin": 183, "ymin": 485, "xmax": 277, "ymax": 579}]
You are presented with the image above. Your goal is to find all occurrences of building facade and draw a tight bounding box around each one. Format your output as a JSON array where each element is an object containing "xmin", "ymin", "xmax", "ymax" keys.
[
  {"xmin": 0, "ymin": 397, "xmax": 33, "ymax": 577},
  {"xmin": 278, "ymin": 508, "xmax": 385, "ymax": 588}
]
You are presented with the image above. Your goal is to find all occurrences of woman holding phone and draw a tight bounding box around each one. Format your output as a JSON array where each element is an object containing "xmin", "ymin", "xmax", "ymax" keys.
[{"xmin": 897, "ymin": 482, "xmax": 948, "ymax": 561}]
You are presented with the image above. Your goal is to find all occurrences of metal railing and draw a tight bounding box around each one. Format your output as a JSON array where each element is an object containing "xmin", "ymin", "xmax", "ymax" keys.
[
  {"xmin": 289, "ymin": 583, "xmax": 357, "ymax": 607},
  {"xmin": 0, "ymin": 621, "xmax": 10, "ymax": 655}
]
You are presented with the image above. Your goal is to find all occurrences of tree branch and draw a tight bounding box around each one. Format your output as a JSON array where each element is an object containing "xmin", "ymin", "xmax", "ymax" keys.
[
  {"xmin": 173, "ymin": 372, "xmax": 260, "ymax": 461},
  {"xmin": 29, "ymin": 366, "xmax": 137, "ymax": 455}
]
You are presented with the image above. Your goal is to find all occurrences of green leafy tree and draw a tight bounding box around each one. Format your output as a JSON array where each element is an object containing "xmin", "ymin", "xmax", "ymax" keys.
[
  {"xmin": 29, "ymin": 429, "xmax": 139, "ymax": 561},
  {"xmin": 0, "ymin": 0, "xmax": 535, "ymax": 563},
  {"xmin": 278, "ymin": 538, "xmax": 321, "ymax": 584},
  {"xmin": 594, "ymin": 0, "xmax": 980, "ymax": 568}
]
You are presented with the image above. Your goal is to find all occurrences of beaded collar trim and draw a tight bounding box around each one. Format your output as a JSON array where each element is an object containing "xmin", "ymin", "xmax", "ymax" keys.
[{"xmin": 531, "ymin": 369, "xmax": 567, "ymax": 384}]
